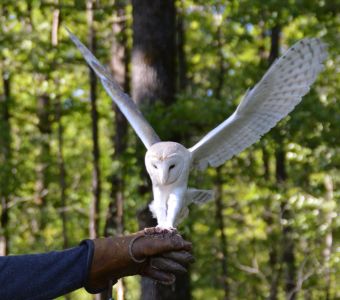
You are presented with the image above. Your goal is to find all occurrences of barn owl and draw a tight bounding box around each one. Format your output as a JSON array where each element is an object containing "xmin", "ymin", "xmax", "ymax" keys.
[{"xmin": 67, "ymin": 29, "xmax": 327, "ymax": 229}]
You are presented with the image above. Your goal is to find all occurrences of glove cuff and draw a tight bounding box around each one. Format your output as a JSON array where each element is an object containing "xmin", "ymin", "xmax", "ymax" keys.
[{"xmin": 79, "ymin": 239, "xmax": 116, "ymax": 294}]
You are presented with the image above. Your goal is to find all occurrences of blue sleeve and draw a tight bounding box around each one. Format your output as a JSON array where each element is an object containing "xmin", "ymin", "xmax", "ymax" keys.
[{"xmin": 0, "ymin": 240, "xmax": 94, "ymax": 300}]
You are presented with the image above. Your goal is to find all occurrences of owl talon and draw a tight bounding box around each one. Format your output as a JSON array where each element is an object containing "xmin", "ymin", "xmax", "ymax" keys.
[
  {"xmin": 144, "ymin": 227, "xmax": 158, "ymax": 235},
  {"xmin": 155, "ymin": 226, "xmax": 167, "ymax": 234},
  {"xmin": 144, "ymin": 226, "xmax": 177, "ymax": 236},
  {"xmin": 155, "ymin": 225, "xmax": 178, "ymax": 235},
  {"xmin": 168, "ymin": 227, "xmax": 178, "ymax": 234}
]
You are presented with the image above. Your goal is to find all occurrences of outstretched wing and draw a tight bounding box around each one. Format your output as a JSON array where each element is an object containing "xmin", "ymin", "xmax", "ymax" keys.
[
  {"xmin": 66, "ymin": 28, "xmax": 161, "ymax": 149},
  {"xmin": 190, "ymin": 38, "xmax": 327, "ymax": 170}
]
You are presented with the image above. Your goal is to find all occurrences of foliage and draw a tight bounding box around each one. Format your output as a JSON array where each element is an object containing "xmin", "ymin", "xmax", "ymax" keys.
[{"xmin": 0, "ymin": 0, "xmax": 339, "ymax": 299}]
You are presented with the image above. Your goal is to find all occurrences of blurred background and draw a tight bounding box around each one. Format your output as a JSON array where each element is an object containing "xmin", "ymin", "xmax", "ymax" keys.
[{"xmin": 0, "ymin": 0, "xmax": 339, "ymax": 299}]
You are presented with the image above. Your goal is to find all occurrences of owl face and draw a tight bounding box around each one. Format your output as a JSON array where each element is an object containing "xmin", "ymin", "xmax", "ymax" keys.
[{"xmin": 145, "ymin": 142, "xmax": 191, "ymax": 186}]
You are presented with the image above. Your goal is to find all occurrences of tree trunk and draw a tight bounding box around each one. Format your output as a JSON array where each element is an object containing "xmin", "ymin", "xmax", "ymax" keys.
[
  {"xmin": 26, "ymin": 0, "xmax": 51, "ymax": 236},
  {"xmin": 271, "ymin": 25, "xmax": 296, "ymax": 299},
  {"xmin": 213, "ymin": 15, "xmax": 229, "ymax": 298},
  {"xmin": 262, "ymin": 146, "xmax": 270, "ymax": 181},
  {"xmin": 35, "ymin": 92, "xmax": 51, "ymax": 233},
  {"xmin": 214, "ymin": 7, "xmax": 225, "ymax": 100},
  {"xmin": 276, "ymin": 145, "xmax": 297, "ymax": 300},
  {"xmin": 132, "ymin": 0, "xmax": 176, "ymax": 107},
  {"xmin": 104, "ymin": 0, "xmax": 129, "ymax": 240},
  {"xmin": 280, "ymin": 201, "xmax": 296, "ymax": 300},
  {"xmin": 51, "ymin": 0, "xmax": 60, "ymax": 48},
  {"xmin": 101, "ymin": 2, "xmax": 129, "ymax": 300},
  {"xmin": 87, "ymin": 0, "xmax": 101, "ymax": 240},
  {"xmin": 0, "ymin": 70, "xmax": 11, "ymax": 256},
  {"xmin": 258, "ymin": 29, "xmax": 279, "ymax": 299},
  {"xmin": 215, "ymin": 168, "xmax": 229, "ymax": 300},
  {"xmin": 56, "ymin": 98, "xmax": 69, "ymax": 245},
  {"xmin": 51, "ymin": 0, "xmax": 68, "ymax": 251},
  {"xmin": 323, "ymin": 175, "xmax": 334, "ymax": 300},
  {"xmin": 132, "ymin": 1, "xmax": 191, "ymax": 299},
  {"xmin": 176, "ymin": 0, "xmax": 187, "ymax": 91}
]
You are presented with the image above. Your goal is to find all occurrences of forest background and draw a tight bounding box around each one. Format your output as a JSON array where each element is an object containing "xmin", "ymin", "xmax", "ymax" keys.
[{"xmin": 0, "ymin": 0, "xmax": 339, "ymax": 299}]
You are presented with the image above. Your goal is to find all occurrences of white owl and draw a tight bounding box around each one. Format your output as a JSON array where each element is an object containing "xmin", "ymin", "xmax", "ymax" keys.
[{"xmin": 67, "ymin": 29, "xmax": 327, "ymax": 229}]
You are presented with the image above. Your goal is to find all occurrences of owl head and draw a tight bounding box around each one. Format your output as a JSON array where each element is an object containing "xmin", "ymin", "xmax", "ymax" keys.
[{"xmin": 145, "ymin": 142, "xmax": 191, "ymax": 186}]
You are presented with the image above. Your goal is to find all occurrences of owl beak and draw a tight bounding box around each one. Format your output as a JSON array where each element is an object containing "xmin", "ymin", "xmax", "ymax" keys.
[{"xmin": 159, "ymin": 170, "xmax": 168, "ymax": 184}]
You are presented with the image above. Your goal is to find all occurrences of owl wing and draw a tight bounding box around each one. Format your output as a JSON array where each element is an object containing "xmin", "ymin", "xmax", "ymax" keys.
[
  {"xmin": 66, "ymin": 28, "xmax": 161, "ymax": 149},
  {"xmin": 186, "ymin": 188, "xmax": 214, "ymax": 205},
  {"xmin": 189, "ymin": 38, "xmax": 327, "ymax": 170}
]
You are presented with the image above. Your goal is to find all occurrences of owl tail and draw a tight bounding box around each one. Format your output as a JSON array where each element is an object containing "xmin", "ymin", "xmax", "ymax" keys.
[{"xmin": 186, "ymin": 188, "xmax": 215, "ymax": 205}]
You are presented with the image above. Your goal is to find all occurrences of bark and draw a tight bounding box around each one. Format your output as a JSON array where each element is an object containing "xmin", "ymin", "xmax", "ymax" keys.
[
  {"xmin": 264, "ymin": 26, "xmax": 282, "ymax": 300},
  {"xmin": 323, "ymin": 175, "xmax": 333, "ymax": 300},
  {"xmin": 51, "ymin": 0, "xmax": 68, "ymax": 250},
  {"xmin": 215, "ymin": 13, "xmax": 225, "ymax": 100},
  {"xmin": 87, "ymin": 0, "xmax": 101, "ymax": 240},
  {"xmin": 176, "ymin": 0, "xmax": 187, "ymax": 91},
  {"xmin": 266, "ymin": 214, "xmax": 280, "ymax": 300},
  {"xmin": 268, "ymin": 26, "xmax": 280, "ymax": 65},
  {"xmin": 56, "ymin": 97, "xmax": 68, "ymax": 249},
  {"xmin": 87, "ymin": 2, "xmax": 101, "ymax": 296},
  {"xmin": 258, "ymin": 17, "xmax": 271, "ymax": 165},
  {"xmin": 280, "ymin": 200, "xmax": 296, "ymax": 300},
  {"xmin": 258, "ymin": 26, "xmax": 280, "ymax": 299},
  {"xmin": 35, "ymin": 92, "xmax": 51, "ymax": 232},
  {"xmin": 215, "ymin": 168, "xmax": 229, "ymax": 300},
  {"xmin": 51, "ymin": 0, "xmax": 60, "ymax": 48},
  {"xmin": 29, "ymin": 0, "xmax": 49, "ymax": 232},
  {"xmin": 104, "ymin": 0, "xmax": 129, "ymax": 239},
  {"xmin": 276, "ymin": 143, "xmax": 296, "ymax": 300},
  {"xmin": 101, "ymin": 2, "xmax": 129, "ymax": 300},
  {"xmin": 0, "ymin": 70, "xmax": 11, "ymax": 255},
  {"xmin": 270, "ymin": 25, "xmax": 297, "ymax": 300},
  {"xmin": 213, "ymin": 16, "xmax": 229, "ymax": 297},
  {"xmin": 275, "ymin": 147, "xmax": 286, "ymax": 184},
  {"xmin": 132, "ymin": 1, "xmax": 191, "ymax": 299},
  {"xmin": 262, "ymin": 146, "xmax": 270, "ymax": 181},
  {"xmin": 303, "ymin": 289, "xmax": 312, "ymax": 300},
  {"xmin": 132, "ymin": 0, "xmax": 176, "ymax": 107}
]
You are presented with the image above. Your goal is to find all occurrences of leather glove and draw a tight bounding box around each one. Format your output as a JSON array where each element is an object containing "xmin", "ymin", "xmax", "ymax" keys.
[{"xmin": 85, "ymin": 228, "xmax": 194, "ymax": 293}]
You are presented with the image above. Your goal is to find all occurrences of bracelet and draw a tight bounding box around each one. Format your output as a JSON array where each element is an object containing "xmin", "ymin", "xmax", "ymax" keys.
[{"xmin": 128, "ymin": 235, "xmax": 147, "ymax": 263}]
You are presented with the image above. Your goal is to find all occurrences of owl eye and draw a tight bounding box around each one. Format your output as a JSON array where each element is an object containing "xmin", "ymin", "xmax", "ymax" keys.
[
  {"xmin": 152, "ymin": 164, "xmax": 158, "ymax": 169},
  {"xmin": 169, "ymin": 164, "xmax": 176, "ymax": 170}
]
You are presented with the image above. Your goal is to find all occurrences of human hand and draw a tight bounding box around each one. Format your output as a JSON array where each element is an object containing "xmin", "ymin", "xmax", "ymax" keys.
[{"xmin": 85, "ymin": 228, "xmax": 194, "ymax": 293}]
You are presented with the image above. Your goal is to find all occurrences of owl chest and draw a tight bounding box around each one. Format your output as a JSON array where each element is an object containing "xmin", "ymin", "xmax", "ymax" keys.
[{"xmin": 153, "ymin": 183, "xmax": 186, "ymax": 202}]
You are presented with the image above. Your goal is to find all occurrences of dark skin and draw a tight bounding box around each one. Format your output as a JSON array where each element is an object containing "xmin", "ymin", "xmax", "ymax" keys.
[{"xmin": 86, "ymin": 227, "xmax": 194, "ymax": 293}]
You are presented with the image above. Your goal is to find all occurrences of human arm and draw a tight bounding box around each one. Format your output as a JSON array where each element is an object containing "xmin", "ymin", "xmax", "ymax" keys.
[
  {"xmin": 0, "ymin": 241, "xmax": 92, "ymax": 300},
  {"xmin": 0, "ymin": 229, "xmax": 193, "ymax": 300}
]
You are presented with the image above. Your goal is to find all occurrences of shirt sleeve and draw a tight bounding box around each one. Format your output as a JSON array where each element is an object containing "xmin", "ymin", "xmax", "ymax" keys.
[{"xmin": 0, "ymin": 240, "xmax": 94, "ymax": 300}]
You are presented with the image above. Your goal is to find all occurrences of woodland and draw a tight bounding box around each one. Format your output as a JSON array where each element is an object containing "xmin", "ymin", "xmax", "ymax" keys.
[{"xmin": 0, "ymin": 0, "xmax": 339, "ymax": 299}]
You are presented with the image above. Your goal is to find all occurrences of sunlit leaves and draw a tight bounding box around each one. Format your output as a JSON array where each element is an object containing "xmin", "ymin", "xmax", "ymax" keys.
[{"xmin": 0, "ymin": 0, "xmax": 339, "ymax": 299}]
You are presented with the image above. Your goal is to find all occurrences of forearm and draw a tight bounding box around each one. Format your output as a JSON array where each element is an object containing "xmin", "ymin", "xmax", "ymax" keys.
[{"xmin": 0, "ymin": 240, "xmax": 94, "ymax": 300}]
